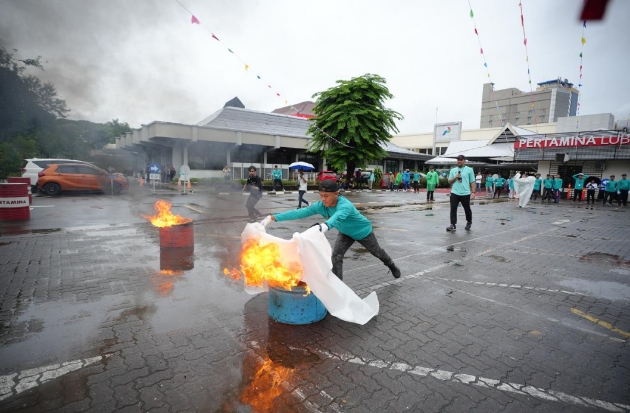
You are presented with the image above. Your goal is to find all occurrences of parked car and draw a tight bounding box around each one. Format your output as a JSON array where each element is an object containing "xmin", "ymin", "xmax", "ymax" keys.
[
  {"xmin": 37, "ymin": 164, "xmax": 129, "ymax": 195},
  {"xmin": 316, "ymin": 170, "xmax": 337, "ymax": 182},
  {"xmin": 22, "ymin": 158, "xmax": 96, "ymax": 192}
]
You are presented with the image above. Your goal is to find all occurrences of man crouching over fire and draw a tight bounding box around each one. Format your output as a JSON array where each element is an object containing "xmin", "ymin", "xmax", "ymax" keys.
[{"xmin": 262, "ymin": 180, "xmax": 401, "ymax": 281}]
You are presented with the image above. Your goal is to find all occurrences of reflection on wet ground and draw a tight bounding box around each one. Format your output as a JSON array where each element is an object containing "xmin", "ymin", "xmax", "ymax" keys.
[
  {"xmin": 0, "ymin": 228, "xmax": 62, "ymax": 237},
  {"xmin": 559, "ymin": 279, "xmax": 630, "ymax": 301}
]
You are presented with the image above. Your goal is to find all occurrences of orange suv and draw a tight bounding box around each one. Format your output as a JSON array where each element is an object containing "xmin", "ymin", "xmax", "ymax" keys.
[{"xmin": 37, "ymin": 164, "xmax": 129, "ymax": 195}]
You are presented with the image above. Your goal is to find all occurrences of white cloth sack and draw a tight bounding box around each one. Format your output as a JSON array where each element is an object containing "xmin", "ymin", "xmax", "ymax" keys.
[
  {"xmin": 513, "ymin": 173, "xmax": 536, "ymax": 208},
  {"xmin": 240, "ymin": 223, "xmax": 379, "ymax": 325}
]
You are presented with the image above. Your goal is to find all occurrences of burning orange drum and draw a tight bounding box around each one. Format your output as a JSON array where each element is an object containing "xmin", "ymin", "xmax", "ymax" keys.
[
  {"xmin": 268, "ymin": 282, "xmax": 327, "ymax": 325},
  {"xmin": 159, "ymin": 222, "xmax": 194, "ymax": 249}
]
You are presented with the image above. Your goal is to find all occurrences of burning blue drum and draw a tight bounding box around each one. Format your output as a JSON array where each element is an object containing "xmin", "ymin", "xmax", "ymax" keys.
[{"xmin": 268, "ymin": 283, "xmax": 327, "ymax": 325}]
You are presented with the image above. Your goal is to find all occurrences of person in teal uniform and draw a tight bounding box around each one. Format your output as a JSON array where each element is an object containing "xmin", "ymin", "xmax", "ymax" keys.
[
  {"xmin": 542, "ymin": 174, "xmax": 554, "ymax": 203},
  {"xmin": 553, "ymin": 174, "xmax": 563, "ymax": 203},
  {"xmin": 412, "ymin": 170, "xmax": 421, "ymax": 193},
  {"xmin": 271, "ymin": 165, "xmax": 284, "ymax": 192},
  {"xmin": 572, "ymin": 173, "xmax": 589, "ymax": 203},
  {"xmin": 446, "ymin": 155, "xmax": 476, "ymax": 232},
  {"xmin": 617, "ymin": 173, "xmax": 629, "ymax": 206},
  {"xmin": 532, "ymin": 173, "xmax": 542, "ymax": 201},
  {"xmin": 603, "ymin": 175, "xmax": 617, "ymax": 206},
  {"xmin": 494, "ymin": 175, "xmax": 506, "ymax": 198},
  {"xmin": 264, "ymin": 179, "xmax": 401, "ymax": 281},
  {"xmin": 485, "ymin": 174, "xmax": 494, "ymax": 197}
]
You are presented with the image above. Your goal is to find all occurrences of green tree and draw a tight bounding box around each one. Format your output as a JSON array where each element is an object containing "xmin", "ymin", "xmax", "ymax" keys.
[
  {"xmin": 0, "ymin": 142, "xmax": 22, "ymax": 178},
  {"xmin": 307, "ymin": 74, "xmax": 403, "ymax": 184},
  {"xmin": 0, "ymin": 47, "xmax": 69, "ymax": 142},
  {"xmin": 105, "ymin": 119, "xmax": 132, "ymax": 143}
]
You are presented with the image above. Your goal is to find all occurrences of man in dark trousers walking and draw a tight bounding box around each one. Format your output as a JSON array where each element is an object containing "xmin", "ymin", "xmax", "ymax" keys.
[
  {"xmin": 446, "ymin": 155, "xmax": 476, "ymax": 232},
  {"xmin": 242, "ymin": 166, "xmax": 263, "ymax": 222}
]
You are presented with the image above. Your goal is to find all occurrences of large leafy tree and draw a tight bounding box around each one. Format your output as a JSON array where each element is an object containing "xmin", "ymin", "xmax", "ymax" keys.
[
  {"xmin": 307, "ymin": 74, "xmax": 403, "ymax": 182},
  {"xmin": 0, "ymin": 47, "xmax": 69, "ymax": 142}
]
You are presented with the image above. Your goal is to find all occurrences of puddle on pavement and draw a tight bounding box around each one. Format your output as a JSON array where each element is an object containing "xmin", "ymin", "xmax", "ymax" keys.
[
  {"xmin": 559, "ymin": 279, "xmax": 630, "ymax": 301},
  {"xmin": 218, "ymin": 294, "xmax": 324, "ymax": 412},
  {"xmin": 580, "ymin": 252, "xmax": 630, "ymax": 269},
  {"xmin": 487, "ymin": 255, "xmax": 507, "ymax": 263},
  {"xmin": 0, "ymin": 228, "xmax": 62, "ymax": 237}
]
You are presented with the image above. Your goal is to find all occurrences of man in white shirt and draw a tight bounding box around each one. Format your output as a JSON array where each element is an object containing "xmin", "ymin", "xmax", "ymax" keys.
[
  {"xmin": 297, "ymin": 169, "xmax": 310, "ymax": 209},
  {"xmin": 475, "ymin": 173, "xmax": 482, "ymax": 193}
]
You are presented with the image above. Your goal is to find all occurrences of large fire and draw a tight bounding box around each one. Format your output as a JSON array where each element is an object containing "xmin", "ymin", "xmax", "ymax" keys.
[
  {"xmin": 142, "ymin": 200, "xmax": 192, "ymax": 227},
  {"xmin": 224, "ymin": 238, "xmax": 307, "ymax": 294}
]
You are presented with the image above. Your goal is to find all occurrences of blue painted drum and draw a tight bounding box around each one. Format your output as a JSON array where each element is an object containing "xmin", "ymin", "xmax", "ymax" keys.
[{"xmin": 268, "ymin": 283, "xmax": 327, "ymax": 325}]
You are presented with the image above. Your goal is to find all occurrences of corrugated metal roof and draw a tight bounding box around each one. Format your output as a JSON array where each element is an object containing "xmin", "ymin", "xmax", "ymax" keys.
[
  {"xmin": 197, "ymin": 107, "xmax": 310, "ymax": 139},
  {"xmin": 195, "ymin": 107, "xmax": 430, "ymax": 159}
]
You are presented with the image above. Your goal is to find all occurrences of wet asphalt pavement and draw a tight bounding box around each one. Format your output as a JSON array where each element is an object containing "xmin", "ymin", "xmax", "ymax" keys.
[{"xmin": 0, "ymin": 183, "xmax": 629, "ymax": 412}]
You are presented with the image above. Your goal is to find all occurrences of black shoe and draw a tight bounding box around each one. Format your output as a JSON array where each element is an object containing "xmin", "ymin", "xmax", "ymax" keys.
[
  {"xmin": 387, "ymin": 262, "xmax": 401, "ymax": 279},
  {"xmin": 465, "ymin": 222, "xmax": 472, "ymax": 230},
  {"xmin": 248, "ymin": 218, "xmax": 257, "ymax": 223},
  {"xmin": 446, "ymin": 225, "xmax": 456, "ymax": 232}
]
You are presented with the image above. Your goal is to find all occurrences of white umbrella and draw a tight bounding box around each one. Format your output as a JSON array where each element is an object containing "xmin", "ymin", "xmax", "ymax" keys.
[{"xmin": 288, "ymin": 161, "xmax": 315, "ymax": 171}]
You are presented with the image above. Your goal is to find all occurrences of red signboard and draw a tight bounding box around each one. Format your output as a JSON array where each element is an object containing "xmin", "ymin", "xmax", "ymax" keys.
[{"xmin": 515, "ymin": 135, "xmax": 630, "ymax": 149}]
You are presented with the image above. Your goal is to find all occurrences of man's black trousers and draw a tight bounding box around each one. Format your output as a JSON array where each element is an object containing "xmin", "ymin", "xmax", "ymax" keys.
[{"xmin": 450, "ymin": 193, "xmax": 472, "ymax": 226}]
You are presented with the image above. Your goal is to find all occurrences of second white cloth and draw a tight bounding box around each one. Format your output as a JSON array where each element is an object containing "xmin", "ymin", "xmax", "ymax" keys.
[{"xmin": 513, "ymin": 173, "xmax": 537, "ymax": 208}]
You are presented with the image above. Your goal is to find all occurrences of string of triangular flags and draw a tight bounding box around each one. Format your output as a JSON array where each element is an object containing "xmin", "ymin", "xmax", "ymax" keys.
[
  {"xmin": 468, "ymin": 0, "xmax": 505, "ymax": 127},
  {"xmin": 518, "ymin": 0, "xmax": 538, "ymax": 132},
  {"xmin": 174, "ymin": 0, "xmax": 353, "ymax": 149},
  {"xmin": 575, "ymin": 21, "xmax": 586, "ymax": 131}
]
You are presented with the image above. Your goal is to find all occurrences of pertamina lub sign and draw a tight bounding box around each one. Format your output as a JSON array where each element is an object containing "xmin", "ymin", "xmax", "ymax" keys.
[{"xmin": 515, "ymin": 134, "xmax": 630, "ymax": 149}]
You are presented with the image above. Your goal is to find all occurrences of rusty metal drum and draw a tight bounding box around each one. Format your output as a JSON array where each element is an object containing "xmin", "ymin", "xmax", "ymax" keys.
[
  {"xmin": 159, "ymin": 222, "xmax": 194, "ymax": 249},
  {"xmin": 268, "ymin": 283, "xmax": 327, "ymax": 325}
]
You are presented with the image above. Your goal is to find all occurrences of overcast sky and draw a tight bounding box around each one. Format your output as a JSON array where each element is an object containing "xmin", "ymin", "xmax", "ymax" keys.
[{"xmin": 1, "ymin": 0, "xmax": 629, "ymax": 134}]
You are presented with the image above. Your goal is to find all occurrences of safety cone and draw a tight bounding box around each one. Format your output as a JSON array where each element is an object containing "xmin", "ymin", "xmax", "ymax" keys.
[{"xmin": 187, "ymin": 180, "xmax": 192, "ymax": 189}]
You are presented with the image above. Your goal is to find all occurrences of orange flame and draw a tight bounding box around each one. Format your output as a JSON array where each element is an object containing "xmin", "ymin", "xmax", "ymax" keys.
[
  {"xmin": 142, "ymin": 200, "xmax": 192, "ymax": 227},
  {"xmin": 224, "ymin": 238, "xmax": 308, "ymax": 294}
]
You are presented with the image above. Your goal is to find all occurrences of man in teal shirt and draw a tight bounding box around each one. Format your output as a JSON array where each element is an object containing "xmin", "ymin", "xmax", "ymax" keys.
[
  {"xmin": 446, "ymin": 155, "xmax": 476, "ymax": 232},
  {"xmin": 265, "ymin": 180, "xmax": 401, "ymax": 281},
  {"xmin": 542, "ymin": 174, "xmax": 554, "ymax": 203},
  {"xmin": 271, "ymin": 165, "xmax": 284, "ymax": 192},
  {"xmin": 532, "ymin": 173, "xmax": 542, "ymax": 201},
  {"xmin": 553, "ymin": 174, "xmax": 563, "ymax": 203},
  {"xmin": 485, "ymin": 174, "xmax": 494, "ymax": 197},
  {"xmin": 572, "ymin": 173, "xmax": 589, "ymax": 203},
  {"xmin": 603, "ymin": 175, "xmax": 618, "ymax": 206},
  {"xmin": 618, "ymin": 173, "xmax": 629, "ymax": 206},
  {"xmin": 494, "ymin": 176, "xmax": 506, "ymax": 198}
]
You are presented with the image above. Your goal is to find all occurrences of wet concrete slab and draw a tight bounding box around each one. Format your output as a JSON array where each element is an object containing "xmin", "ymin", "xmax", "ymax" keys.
[{"xmin": 0, "ymin": 187, "xmax": 629, "ymax": 412}]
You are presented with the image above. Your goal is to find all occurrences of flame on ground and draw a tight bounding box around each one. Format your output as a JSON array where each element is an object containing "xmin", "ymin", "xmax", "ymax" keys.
[
  {"xmin": 223, "ymin": 238, "xmax": 308, "ymax": 294},
  {"xmin": 142, "ymin": 200, "xmax": 192, "ymax": 227}
]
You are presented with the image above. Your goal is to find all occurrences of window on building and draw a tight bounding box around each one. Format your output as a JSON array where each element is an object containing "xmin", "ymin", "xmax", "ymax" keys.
[
  {"xmin": 488, "ymin": 115, "xmax": 493, "ymax": 127},
  {"xmin": 515, "ymin": 114, "xmax": 520, "ymax": 126},
  {"xmin": 267, "ymin": 150, "xmax": 293, "ymax": 165},
  {"xmin": 539, "ymin": 108, "xmax": 546, "ymax": 123},
  {"xmin": 402, "ymin": 160, "xmax": 416, "ymax": 171},
  {"xmin": 527, "ymin": 110, "xmax": 533, "ymax": 124},
  {"xmin": 439, "ymin": 147, "xmax": 447, "ymax": 155},
  {"xmin": 385, "ymin": 159, "xmax": 399, "ymax": 173}
]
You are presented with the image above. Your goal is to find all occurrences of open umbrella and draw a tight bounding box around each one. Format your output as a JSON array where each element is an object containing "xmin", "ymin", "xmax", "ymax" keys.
[{"xmin": 288, "ymin": 161, "xmax": 315, "ymax": 171}]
